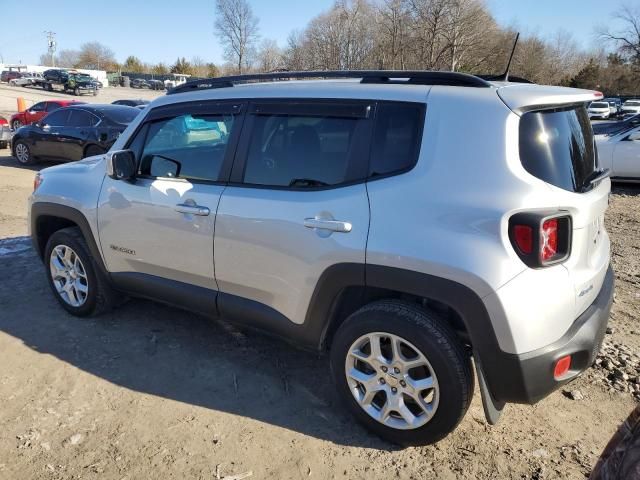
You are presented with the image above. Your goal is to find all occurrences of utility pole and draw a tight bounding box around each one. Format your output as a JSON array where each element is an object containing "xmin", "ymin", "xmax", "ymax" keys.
[{"xmin": 45, "ymin": 31, "xmax": 56, "ymax": 67}]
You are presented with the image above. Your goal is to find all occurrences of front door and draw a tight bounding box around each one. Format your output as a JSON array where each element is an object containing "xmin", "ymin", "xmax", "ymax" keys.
[
  {"xmin": 97, "ymin": 102, "xmax": 243, "ymax": 294},
  {"xmin": 30, "ymin": 109, "xmax": 70, "ymax": 159},
  {"xmin": 214, "ymin": 100, "xmax": 373, "ymax": 325}
]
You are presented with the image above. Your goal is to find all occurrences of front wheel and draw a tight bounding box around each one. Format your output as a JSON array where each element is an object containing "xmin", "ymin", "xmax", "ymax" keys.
[
  {"xmin": 44, "ymin": 227, "xmax": 117, "ymax": 317},
  {"xmin": 13, "ymin": 140, "xmax": 35, "ymax": 165},
  {"xmin": 330, "ymin": 300, "xmax": 474, "ymax": 446},
  {"xmin": 74, "ymin": 86, "xmax": 80, "ymax": 96},
  {"xmin": 11, "ymin": 119, "xmax": 22, "ymax": 130}
]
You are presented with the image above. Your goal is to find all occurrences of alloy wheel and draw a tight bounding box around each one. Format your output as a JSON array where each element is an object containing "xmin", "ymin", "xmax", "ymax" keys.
[
  {"xmin": 344, "ymin": 332, "xmax": 439, "ymax": 430},
  {"xmin": 12, "ymin": 120, "xmax": 22, "ymax": 130},
  {"xmin": 49, "ymin": 245, "xmax": 89, "ymax": 307},
  {"xmin": 14, "ymin": 143, "xmax": 29, "ymax": 164}
]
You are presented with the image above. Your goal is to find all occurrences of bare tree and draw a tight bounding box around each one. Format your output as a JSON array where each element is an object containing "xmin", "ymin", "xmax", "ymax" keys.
[
  {"xmin": 256, "ymin": 39, "xmax": 284, "ymax": 72},
  {"xmin": 76, "ymin": 42, "xmax": 117, "ymax": 70},
  {"xmin": 215, "ymin": 0, "xmax": 260, "ymax": 74},
  {"xmin": 599, "ymin": 3, "xmax": 640, "ymax": 61}
]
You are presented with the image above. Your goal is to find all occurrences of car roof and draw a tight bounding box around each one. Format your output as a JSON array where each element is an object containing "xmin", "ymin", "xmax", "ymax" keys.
[{"xmin": 67, "ymin": 104, "xmax": 140, "ymax": 114}]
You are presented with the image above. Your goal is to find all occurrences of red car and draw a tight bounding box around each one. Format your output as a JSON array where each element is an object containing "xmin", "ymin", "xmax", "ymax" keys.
[
  {"xmin": 0, "ymin": 116, "xmax": 10, "ymax": 149},
  {"xmin": 9, "ymin": 100, "xmax": 85, "ymax": 130}
]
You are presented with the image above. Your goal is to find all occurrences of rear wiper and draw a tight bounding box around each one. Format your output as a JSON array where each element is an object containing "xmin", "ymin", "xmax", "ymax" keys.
[
  {"xmin": 289, "ymin": 178, "xmax": 329, "ymax": 187},
  {"xmin": 580, "ymin": 168, "xmax": 610, "ymax": 192}
]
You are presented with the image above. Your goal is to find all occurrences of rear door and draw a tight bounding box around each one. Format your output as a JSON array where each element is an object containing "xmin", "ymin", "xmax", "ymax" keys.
[
  {"xmin": 59, "ymin": 109, "xmax": 100, "ymax": 161},
  {"xmin": 214, "ymin": 100, "xmax": 372, "ymax": 325}
]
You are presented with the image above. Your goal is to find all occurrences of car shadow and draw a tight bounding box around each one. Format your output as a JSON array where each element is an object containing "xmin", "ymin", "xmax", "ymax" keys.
[
  {"xmin": 611, "ymin": 183, "xmax": 640, "ymax": 196},
  {"xmin": 0, "ymin": 241, "xmax": 396, "ymax": 450},
  {"xmin": 0, "ymin": 152, "xmax": 57, "ymax": 172}
]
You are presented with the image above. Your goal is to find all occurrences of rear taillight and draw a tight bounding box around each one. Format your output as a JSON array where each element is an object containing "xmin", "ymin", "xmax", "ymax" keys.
[{"xmin": 509, "ymin": 212, "xmax": 571, "ymax": 268}]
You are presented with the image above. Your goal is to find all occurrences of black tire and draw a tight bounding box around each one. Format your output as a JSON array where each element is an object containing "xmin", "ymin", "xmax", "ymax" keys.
[
  {"xmin": 46, "ymin": 83, "xmax": 53, "ymax": 91},
  {"xmin": 44, "ymin": 227, "xmax": 118, "ymax": 317},
  {"xmin": 74, "ymin": 86, "xmax": 80, "ymax": 96},
  {"xmin": 13, "ymin": 140, "xmax": 35, "ymax": 165},
  {"xmin": 0, "ymin": 141, "xmax": 7, "ymax": 149},
  {"xmin": 11, "ymin": 119, "xmax": 22, "ymax": 130},
  {"xmin": 83, "ymin": 145, "xmax": 105, "ymax": 158},
  {"xmin": 330, "ymin": 300, "xmax": 474, "ymax": 446},
  {"xmin": 92, "ymin": 89, "xmax": 98, "ymax": 96}
]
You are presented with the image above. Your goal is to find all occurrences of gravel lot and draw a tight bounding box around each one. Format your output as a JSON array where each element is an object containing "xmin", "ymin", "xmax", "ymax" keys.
[{"xmin": 0, "ymin": 85, "xmax": 638, "ymax": 479}]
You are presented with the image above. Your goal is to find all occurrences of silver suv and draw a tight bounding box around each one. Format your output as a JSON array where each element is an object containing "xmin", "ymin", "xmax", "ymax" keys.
[{"xmin": 29, "ymin": 71, "xmax": 614, "ymax": 445}]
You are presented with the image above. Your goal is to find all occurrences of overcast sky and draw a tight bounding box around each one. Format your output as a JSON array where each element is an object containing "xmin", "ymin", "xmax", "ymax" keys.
[{"xmin": 0, "ymin": 0, "xmax": 629, "ymax": 66}]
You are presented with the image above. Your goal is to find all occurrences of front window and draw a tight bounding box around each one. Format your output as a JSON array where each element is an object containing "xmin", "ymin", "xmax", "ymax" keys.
[{"xmin": 138, "ymin": 113, "xmax": 235, "ymax": 182}]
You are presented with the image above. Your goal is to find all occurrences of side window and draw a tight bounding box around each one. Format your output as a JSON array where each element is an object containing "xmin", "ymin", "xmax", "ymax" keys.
[
  {"xmin": 45, "ymin": 102, "xmax": 61, "ymax": 112},
  {"xmin": 369, "ymin": 102, "xmax": 425, "ymax": 177},
  {"xmin": 242, "ymin": 104, "xmax": 369, "ymax": 188},
  {"xmin": 67, "ymin": 110, "xmax": 99, "ymax": 127},
  {"xmin": 42, "ymin": 110, "xmax": 70, "ymax": 127},
  {"xmin": 31, "ymin": 102, "xmax": 46, "ymax": 112},
  {"xmin": 138, "ymin": 113, "xmax": 235, "ymax": 181}
]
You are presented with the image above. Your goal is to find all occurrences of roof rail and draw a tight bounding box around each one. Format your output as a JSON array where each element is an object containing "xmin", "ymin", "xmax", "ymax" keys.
[{"xmin": 166, "ymin": 70, "xmax": 492, "ymax": 95}]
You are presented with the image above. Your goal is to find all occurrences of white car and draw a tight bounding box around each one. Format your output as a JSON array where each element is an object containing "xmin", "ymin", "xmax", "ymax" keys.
[
  {"xmin": 596, "ymin": 126, "xmax": 640, "ymax": 181},
  {"xmin": 588, "ymin": 101, "xmax": 610, "ymax": 119},
  {"xmin": 621, "ymin": 100, "xmax": 640, "ymax": 116},
  {"xmin": 8, "ymin": 72, "xmax": 43, "ymax": 86}
]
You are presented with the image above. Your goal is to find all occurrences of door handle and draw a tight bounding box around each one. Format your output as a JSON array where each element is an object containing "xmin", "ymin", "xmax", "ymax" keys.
[
  {"xmin": 175, "ymin": 204, "xmax": 210, "ymax": 216},
  {"xmin": 304, "ymin": 218, "xmax": 352, "ymax": 233}
]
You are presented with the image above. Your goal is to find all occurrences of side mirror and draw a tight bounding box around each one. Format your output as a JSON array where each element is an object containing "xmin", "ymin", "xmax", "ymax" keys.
[
  {"xmin": 628, "ymin": 132, "xmax": 640, "ymax": 142},
  {"xmin": 106, "ymin": 150, "xmax": 137, "ymax": 180}
]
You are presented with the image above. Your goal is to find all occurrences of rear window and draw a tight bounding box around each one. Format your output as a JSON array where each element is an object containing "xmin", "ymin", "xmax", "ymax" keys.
[
  {"xmin": 103, "ymin": 107, "xmax": 140, "ymax": 125},
  {"xmin": 519, "ymin": 106, "xmax": 596, "ymax": 193}
]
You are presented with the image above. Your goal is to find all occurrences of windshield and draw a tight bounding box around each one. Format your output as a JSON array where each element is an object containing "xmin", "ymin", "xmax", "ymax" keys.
[
  {"xmin": 625, "ymin": 101, "xmax": 640, "ymax": 106},
  {"xmin": 519, "ymin": 105, "xmax": 597, "ymax": 193},
  {"xmin": 590, "ymin": 102, "xmax": 608, "ymax": 108}
]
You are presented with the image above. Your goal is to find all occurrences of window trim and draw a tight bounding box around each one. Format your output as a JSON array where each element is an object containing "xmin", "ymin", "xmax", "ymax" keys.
[
  {"xmin": 124, "ymin": 100, "xmax": 246, "ymax": 185},
  {"xmin": 229, "ymin": 98, "xmax": 375, "ymax": 191}
]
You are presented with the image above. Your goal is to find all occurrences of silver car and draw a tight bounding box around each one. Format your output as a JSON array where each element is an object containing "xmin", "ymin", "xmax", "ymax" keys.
[{"xmin": 29, "ymin": 71, "xmax": 614, "ymax": 445}]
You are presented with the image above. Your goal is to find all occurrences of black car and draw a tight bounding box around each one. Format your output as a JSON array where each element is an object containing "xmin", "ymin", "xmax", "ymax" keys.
[
  {"xmin": 130, "ymin": 78, "xmax": 150, "ymax": 89},
  {"xmin": 592, "ymin": 113, "xmax": 640, "ymax": 136},
  {"xmin": 112, "ymin": 99, "xmax": 150, "ymax": 107},
  {"xmin": 41, "ymin": 69, "xmax": 98, "ymax": 96},
  {"xmin": 11, "ymin": 104, "xmax": 140, "ymax": 165},
  {"xmin": 147, "ymin": 79, "xmax": 165, "ymax": 90}
]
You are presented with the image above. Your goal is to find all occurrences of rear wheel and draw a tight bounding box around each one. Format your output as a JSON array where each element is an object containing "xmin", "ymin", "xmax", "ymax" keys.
[
  {"xmin": 74, "ymin": 86, "xmax": 80, "ymax": 96},
  {"xmin": 330, "ymin": 300, "xmax": 473, "ymax": 445},
  {"xmin": 14, "ymin": 141, "xmax": 34, "ymax": 165},
  {"xmin": 11, "ymin": 119, "xmax": 22, "ymax": 130}
]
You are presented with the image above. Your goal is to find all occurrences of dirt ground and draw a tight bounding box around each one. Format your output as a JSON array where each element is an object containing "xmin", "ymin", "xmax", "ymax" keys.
[{"xmin": 0, "ymin": 93, "xmax": 638, "ymax": 478}]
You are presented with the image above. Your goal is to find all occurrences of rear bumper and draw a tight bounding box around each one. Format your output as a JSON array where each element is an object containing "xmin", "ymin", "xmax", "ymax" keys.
[{"xmin": 489, "ymin": 264, "xmax": 614, "ymax": 404}]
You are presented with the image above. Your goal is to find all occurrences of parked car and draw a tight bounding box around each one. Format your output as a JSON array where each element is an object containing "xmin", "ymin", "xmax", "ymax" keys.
[
  {"xmin": 592, "ymin": 113, "xmax": 640, "ymax": 137},
  {"xmin": 0, "ymin": 116, "xmax": 10, "ymax": 149},
  {"xmin": 163, "ymin": 73, "xmax": 191, "ymax": 89},
  {"xmin": 8, "ymin": 72, "xmax": 44, "ymax": 87},
  {"xmin": 602, "ymin": 97, "xmax": 622, "ymax": 117},
  {"xmin": 77, "ymin": 73, "xmax": 103, "ymax": 88},
  {"xmin": 12, "ymin": 104, "xmax": 139, "ymax": 164},
  {"xmin": 39, "ymin": 69, "xmax": 98, "ymax": 96},
  {"xmin": 28, "ymin": 71, "xmax": 613, "ymax": 446},
  {"xmin": 621, "ymin": 99, "xmax": 640, "ymax": 115},
  {"xmin": 130, "ymin": 78, "xmax": 150, "ymax": 89},
  {"xmin": 147, "ymin": 79, "xmax": 165, "ymax": 90},
  {"xmin": 588, "ymin": 101, "xmax": 611, "ymax": 119},
  {"xmin": 1, "ymin": 70, "xmax": 22, "ymax": 82},
  {"xmin": 112, "ymin": 99, "xmax": 150, "ymax": 107},
  {"xmin": 596, "ymin": 126, "xmax": 640, "ymax": 182},
  {"xmin": 9, "ymin": 100, "xmax": 85, "ymax": 130}
]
